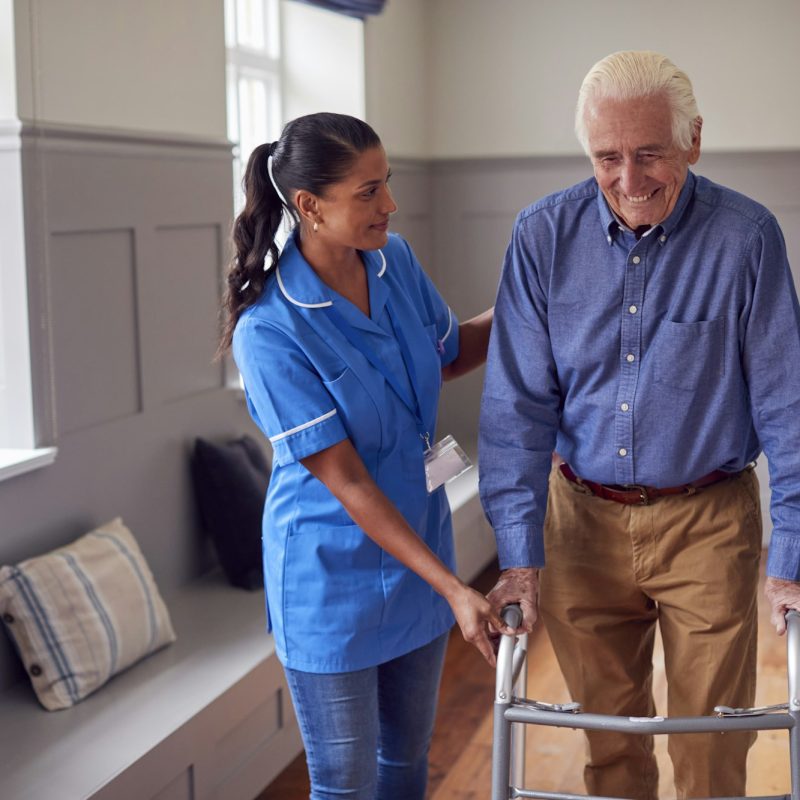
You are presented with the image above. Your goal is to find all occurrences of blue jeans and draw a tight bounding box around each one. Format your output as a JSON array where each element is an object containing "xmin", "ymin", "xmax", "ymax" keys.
[{"xmin": 284, "ymin": 632, "xmax": 449, "ymax": 800}]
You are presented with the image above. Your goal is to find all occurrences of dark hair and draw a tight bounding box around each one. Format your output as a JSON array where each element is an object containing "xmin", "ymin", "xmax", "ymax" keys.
[{"xmin": 217, "ymin": 112, "xmax": 382, "ymax": 355}]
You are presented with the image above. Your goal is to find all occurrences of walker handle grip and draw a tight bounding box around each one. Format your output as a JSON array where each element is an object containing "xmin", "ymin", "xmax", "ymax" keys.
[{"xmin": 502, "ymin": 604, "xmax": 523, "ymax": 630}]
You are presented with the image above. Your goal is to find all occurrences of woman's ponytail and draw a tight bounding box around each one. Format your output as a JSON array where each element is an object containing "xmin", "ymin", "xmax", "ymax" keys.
[
  {"xmin": 217, "ymin": 142, "xmax": 284, "ymax": 356},
  {"xmin": 217, "ymin": 113, "xmax": 382, "ymax": 357}
]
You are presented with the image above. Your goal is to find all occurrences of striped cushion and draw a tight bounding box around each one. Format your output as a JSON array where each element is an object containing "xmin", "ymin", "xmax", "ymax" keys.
[{"xmin": 0, "ymin": 518, "xmax": 176, "ymax": 711}]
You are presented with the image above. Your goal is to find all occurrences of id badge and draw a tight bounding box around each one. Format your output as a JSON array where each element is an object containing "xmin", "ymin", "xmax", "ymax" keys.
[{"xmin": 424, "ymin": 434, "xmax": 473, "ymax": 493}]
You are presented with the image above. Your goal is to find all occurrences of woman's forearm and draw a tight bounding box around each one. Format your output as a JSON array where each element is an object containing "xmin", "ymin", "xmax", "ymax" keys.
[
  {"xmin": 301, "ymin": 439, "xmax": 512, "ymax": 663},
  {"xmin": 341, "ymin": 476, "xmax": 463, "ymax": 598},
  {"xmin": 301, "ymin": 441, "xmax": 463, "ymax": 601},
  {"xmin": 442, "ymin": 307, "xmax": 493, "ymax": 381}
]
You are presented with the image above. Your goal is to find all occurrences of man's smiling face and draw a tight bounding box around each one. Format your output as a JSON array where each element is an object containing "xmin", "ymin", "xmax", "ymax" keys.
[{"xmin": 586, "ymin": 93, "xmax": 701, "ymax": 229}]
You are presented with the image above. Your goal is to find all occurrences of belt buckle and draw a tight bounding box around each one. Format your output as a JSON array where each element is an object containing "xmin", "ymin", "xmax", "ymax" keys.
[{"xmin": 627, "ymin": 484, "xmax": 650, "ymax": 505}]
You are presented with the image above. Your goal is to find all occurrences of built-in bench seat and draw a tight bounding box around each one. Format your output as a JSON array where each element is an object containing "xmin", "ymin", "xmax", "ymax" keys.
[
  {"xmin": 0, "ymin": 572, "xmax": 301, "ymax": 800},
  {"xmin": 0, "ymin": 467, "xmax": 494, "ymax": 800}
]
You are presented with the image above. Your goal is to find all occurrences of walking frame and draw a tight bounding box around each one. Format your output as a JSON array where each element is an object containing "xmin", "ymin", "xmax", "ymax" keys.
[{"xmin": 492, "ymin": 607, "xmax": 800, "ymax": 800}]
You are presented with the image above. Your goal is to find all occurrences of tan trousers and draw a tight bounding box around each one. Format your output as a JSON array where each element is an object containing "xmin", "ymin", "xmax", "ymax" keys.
[{"xmin": 539, "ymin": 465, "xmax": 762, "ymax": 800}]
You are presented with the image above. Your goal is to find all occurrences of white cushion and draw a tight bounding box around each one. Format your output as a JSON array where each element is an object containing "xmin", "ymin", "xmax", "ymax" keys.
[{"xmin": 0, "ymin": 518, "xmax": 176, "ymax": 711}]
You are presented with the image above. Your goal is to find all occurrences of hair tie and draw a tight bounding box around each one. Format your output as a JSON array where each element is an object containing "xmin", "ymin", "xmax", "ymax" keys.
[{"xmin": 267, "ymin": 154, "xmax": 289, "ymax": 207}]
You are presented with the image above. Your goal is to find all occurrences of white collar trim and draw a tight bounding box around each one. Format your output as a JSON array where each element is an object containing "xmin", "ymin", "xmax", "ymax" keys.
[
  {"xmin": 276, "ymin": 266, "xmax": 333, "ymax": 308},
  {"xmin": 276, "ymin": 248, "xmax": 386, "ymax": 309}
]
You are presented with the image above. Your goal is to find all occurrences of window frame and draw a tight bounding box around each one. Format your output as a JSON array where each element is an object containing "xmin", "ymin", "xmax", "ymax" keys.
[
  {"xmin": 225, "ymin": 0, "xmax": 284, "ymax": 216},
  {"xmin": 0, "ymin": 123, "xmax": 58, "ymax": 479}
]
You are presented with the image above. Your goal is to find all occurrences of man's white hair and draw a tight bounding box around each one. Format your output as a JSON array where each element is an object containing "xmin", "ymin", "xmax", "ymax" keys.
[{"xmin": 575, "ymin": 50, "xmax": 701, "ymax": 155}]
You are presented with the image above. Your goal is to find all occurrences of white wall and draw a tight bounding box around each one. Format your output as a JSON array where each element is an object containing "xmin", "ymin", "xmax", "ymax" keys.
[
  {"xmin": 0, "ymin": 0, "xmax": 16, "ymax": 120},
  {"xmin": 366, "ymin": 0, "xmax": 800, "ymax": 159},
  {"xmin": 12, "ymin": 0, "xmax": 227, "ymax": 138},
  {"xmin": 282, "ymin": 0, "xmax": 365, "ymax": 123},
  {"xmin": 364, "ymin": 0, "xmax": 428, "ymax": 159}
]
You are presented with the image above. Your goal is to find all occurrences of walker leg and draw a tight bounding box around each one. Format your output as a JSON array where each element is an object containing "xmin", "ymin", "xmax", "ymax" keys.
[
  {"xmin": 492, "ymin": 700, "xmax": 513, "ymax": 800},
  {"xmin": 788, "ymin": 611, "xmax": 800, "ymax": 800},
  {"xmin": 790, "ymin": 712, "xmax": 800, "ymax": 800},
  {"xmin": 511, "ymin": 633, "xmax": 529, "ymax": 790}
]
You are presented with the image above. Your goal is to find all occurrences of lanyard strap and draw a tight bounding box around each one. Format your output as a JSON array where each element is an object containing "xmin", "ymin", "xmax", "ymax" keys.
[{"xmin": 325, "ymin": 300, "xmax": 430, "ymax": 447}]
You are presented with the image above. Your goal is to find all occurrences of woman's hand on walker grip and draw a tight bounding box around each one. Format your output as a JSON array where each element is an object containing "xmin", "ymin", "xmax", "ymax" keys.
[{"xmin": 446, "ymin": 583, "xmax": 513, "ymax": 667}]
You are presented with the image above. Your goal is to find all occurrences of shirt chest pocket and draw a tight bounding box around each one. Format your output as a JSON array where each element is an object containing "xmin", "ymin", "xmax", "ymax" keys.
[{"xmin": 653, "ymin": 317, "xmax": 725, "ymax": 391}]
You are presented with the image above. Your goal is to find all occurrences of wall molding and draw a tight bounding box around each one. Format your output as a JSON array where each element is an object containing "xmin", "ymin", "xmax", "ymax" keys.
[{"xmin": 0, "ymin": 119, "xmax": 233, "ymax": 158}]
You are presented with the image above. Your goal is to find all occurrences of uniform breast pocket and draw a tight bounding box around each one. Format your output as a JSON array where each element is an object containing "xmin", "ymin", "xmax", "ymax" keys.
[
  {"xmin": 654, "ymin": 317, "xmax": 725, "ymax": 391},
  {"xmin": 323, "ymin": 367, "xmax": 382, "ymax": 456}
]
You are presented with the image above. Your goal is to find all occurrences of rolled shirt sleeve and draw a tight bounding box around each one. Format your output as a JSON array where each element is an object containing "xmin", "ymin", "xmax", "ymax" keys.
[
  {"xmin": 233, "ymin": 316, "xmax": 348, "ymax": 467},
  {"xmin": 479, "ymin": 212, "xmax": 560, "ymax": 569}
]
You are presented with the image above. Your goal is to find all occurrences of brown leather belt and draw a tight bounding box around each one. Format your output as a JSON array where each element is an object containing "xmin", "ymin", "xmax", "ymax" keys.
[{"xmin": 558, "ymin": 462, "xmax": 746, "ymax": 506}]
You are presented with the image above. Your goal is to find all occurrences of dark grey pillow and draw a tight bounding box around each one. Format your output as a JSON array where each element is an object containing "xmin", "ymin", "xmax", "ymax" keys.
[{"xmin": 191, "ymin": 436, "xmax": 269, "ymax": 590}]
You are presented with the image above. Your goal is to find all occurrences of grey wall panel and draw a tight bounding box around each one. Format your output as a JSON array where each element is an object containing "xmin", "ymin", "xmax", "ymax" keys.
[
  {"xmin": 698, "ymin": 151, "xmax": 800, "ymax": 288},
  {"xmin": 382, "ymin": 159, "xmax": 434, "ymax": 276},
  {"xmin": 142, "ymin": 224, "xmax": 224, "ymax": 407},
  {"xmin": 0, "ymin": 127, "xmax": 260, "ymax": 693},
  {"xmin": 50, "ymin": 229, "xmax": 141, "ymax": 434},
  {"xmin": 23, "ymin": 128, "xmax": 235, "ymax": 445}
]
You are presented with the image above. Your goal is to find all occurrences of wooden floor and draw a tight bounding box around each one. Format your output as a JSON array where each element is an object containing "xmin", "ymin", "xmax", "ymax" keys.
[{"xmin": 258, "ymin": 553, "xmax": 792, "ymax": 799}]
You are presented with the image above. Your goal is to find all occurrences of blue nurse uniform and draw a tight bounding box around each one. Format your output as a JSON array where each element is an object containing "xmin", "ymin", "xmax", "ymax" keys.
[{"xmin": 232, "ymin": 231, "xmax": 460, "ymax": 673}]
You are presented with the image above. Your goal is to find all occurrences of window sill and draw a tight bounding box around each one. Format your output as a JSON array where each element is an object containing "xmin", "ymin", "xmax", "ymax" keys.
[{"xmin": 0, "ymin": 447, "xmax": 58, "ymax": 483}]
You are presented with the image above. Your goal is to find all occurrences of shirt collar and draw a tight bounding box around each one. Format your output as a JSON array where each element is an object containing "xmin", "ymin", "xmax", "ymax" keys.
[
  {"xmin": 275, "ymin": 229, "xmax": 388, "ymax": 310},
  {"xmin": 598, "ymin": 170, "xmax": 697, "ymax": 244}
]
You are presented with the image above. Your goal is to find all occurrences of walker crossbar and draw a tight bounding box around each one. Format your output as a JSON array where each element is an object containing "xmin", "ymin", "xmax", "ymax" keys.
[
  {"xmin": 504, "ymin": 707, "xmax": 794, "ymax": 734},
  {"xmin": 509, "ymin": 792, "xmax": 790, "ymax": 800},
  {"xmin": 491, "ymin": 608, "xmax": 800, "ymax": 800}
]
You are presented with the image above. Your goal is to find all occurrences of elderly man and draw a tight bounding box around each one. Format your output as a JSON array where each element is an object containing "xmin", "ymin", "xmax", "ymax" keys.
[{"xmin": 480, "ymin": 50, "xmax": 800, "ymax": 799}]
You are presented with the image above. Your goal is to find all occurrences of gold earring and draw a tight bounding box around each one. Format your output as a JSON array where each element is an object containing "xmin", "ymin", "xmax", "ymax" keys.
[{"xmin": 313, "ymin": 221, "xmax": 319, "ymax": 233}]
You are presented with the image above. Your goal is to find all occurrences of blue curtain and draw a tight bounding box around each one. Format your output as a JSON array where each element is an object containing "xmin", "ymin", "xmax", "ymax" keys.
[{"xmin": 291, "ymin": 0, "xmax": 387, "ymax": 19}]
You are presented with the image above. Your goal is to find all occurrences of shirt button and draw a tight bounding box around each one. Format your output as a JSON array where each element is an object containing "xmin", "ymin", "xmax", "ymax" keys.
[
  {"xmin": 2, "ymin": 613, "xmax": 14, "ymax": 624},
  {"xmin": 619, "ymin": 448, "xmax": 628, "ymax": 457},
  {"xmin": 620, "ymin": 402, "xmax": 630, "ymax": 411},
  {"xmin": 631, "ymin": 256, "xmax": 641, "ymax": 264},
  {"xmin": 607, "ymin": 235, "xmax": 612, "ymax": 244},
  {"xmin": 626, "ymin": 353, "xmax": 635, "ymax": 362},
  {"xmin": 629, "ymin": 305, "xmax": 638, "ymax": 314},
  {"xmin": 660, "ymin": 234, "xmax": 667, "ymax": 243},
  {"xmin": 29, "ymin": 664, "xmax": 43, "ymax": 677}
]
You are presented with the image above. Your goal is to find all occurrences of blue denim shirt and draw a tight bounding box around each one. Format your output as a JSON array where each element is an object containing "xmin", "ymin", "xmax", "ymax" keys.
[{"xmin": 479, "ymin": 171, "xmax": 800, "ymax": 580}]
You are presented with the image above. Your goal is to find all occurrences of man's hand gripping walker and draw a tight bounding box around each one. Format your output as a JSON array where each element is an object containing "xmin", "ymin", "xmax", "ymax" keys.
[{"xmin": 492, "ymin": 606, "xmax": 800, "ymax": 800}]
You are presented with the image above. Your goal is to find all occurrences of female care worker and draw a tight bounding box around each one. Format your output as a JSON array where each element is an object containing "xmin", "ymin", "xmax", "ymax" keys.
[{"xmin": 218, "ymin": 112, "xmax": 506, "ymax": 800}]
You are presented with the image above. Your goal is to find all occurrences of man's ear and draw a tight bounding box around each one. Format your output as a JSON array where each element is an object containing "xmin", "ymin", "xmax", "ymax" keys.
[{"xmin": 688, "ymin": 116, "xmax": 703, "ymax": 165}]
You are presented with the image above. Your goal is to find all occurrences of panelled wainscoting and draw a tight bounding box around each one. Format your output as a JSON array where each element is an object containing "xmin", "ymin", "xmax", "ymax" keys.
[
  {"xmin": 1, "ymin": 129, "xmax": 798, "ymax": 799},
  {"xmin": 0, "ymin": 123, "xmax": 305, "ymax": 800}
]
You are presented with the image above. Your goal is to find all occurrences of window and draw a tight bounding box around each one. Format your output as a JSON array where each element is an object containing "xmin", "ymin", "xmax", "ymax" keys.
[
  {"xmin": 225, "ymin": 0, "xmax": 283, "ymax": 214},
  {"xmin": 0, "ymin": 9, "xmax": 57, "ymax": 478}
]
